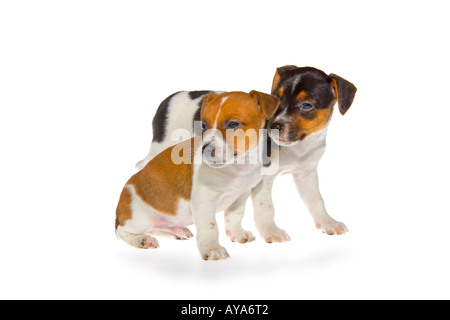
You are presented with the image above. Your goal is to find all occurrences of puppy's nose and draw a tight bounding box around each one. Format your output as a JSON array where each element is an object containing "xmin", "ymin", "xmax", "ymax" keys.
[
  {"xmin": 202, "ymin": 143, "xmax": 216, "ymax": 157},
  {"xmin": 271, "ymin": 122, "xmax": 284, "ymax": 131}
]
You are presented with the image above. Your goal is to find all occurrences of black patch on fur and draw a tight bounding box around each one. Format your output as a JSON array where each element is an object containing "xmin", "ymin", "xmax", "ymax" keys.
[
  {"xmin": 191, "ymin": 91, "xmax": 214, "ymax": 131},
  {"xmin": 193, "ymin": 106, "xmax": 201, "ymax": 122},
  {"xmin": 151, "ymin": 92, "xmax": 180, "ymax": 143},
  {"xmin": 188, "ymin": 90, "xmax": 214, "ymax": 100},
  {"xmin": 298, "ymin": 109, "xmax": 317, "ymax": 121}
]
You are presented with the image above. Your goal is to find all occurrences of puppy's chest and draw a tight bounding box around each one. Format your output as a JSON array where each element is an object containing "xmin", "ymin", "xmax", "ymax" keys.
[
  {"xmin": 278, "ymin": 141, "xmax": 326, "ymax": 174},
  {"xmin": 215, "ymin": 167, "xmax": 261, "ymax": 211}
]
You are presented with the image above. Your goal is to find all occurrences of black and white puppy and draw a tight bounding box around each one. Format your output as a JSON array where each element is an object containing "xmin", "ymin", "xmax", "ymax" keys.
[{"xmin": 136, "ymin": 66, "xmax": 357, "ymax": 243}]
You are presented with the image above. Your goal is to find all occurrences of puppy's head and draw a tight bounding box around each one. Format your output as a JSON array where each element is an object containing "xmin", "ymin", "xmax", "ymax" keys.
[
  {"xmin": 268, "ymin": 65, "xmax": 357, "ymax": 146},
  {"xmin": 200, "ymin": 91, "xmax": 280, "ymax": 168}
]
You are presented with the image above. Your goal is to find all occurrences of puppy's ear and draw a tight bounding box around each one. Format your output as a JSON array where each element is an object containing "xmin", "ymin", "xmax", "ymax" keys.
[
  {"xmin": 200, "ymin": 93, "xmax": 219, "ymax": 117},
  {"xmin": 271, "ymin": 65, "xmax": 299, "ymax": 93},
  {"xmin": 201, "ymin": 93, "xmax": 219, "ymax": 109},
  {"xmin": 327, "ymin": 74, "xmax": 357, "ymax": 115},
  {"xmin": 249, "ymin": 90, "xmax": 281, "ymax": 120}
]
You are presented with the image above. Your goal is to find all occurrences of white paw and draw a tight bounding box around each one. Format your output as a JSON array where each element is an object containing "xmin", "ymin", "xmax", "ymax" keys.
[
  {"xmin": 175, "ymin": 227, "xmax": 194, "ymax": 240},
  {"xmin": 201, "ymin": 246, "xmax": 230, "ymax": 261},
  {"xmin": 226, "ymin": 228, "xmax": 256, "ymax": 244},
  {"xmin": 139, "ymin": 236, "xmax": 159, "ymax": 249},
  {"xmin": 259, "ymin": 225, "xmax": 291, "ymax": 243},
  {"xmin": 316, "ymin": 219, "xmax": 348, "ymax": 235}
]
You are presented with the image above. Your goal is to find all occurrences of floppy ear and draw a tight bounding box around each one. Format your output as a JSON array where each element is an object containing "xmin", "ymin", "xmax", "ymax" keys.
[
  {"xmin": 200, "ymin": 93, "xmax": 219, "ymax": 118},
  {"xmin": 271, "ymin": 65, "xmax": 299, "ymax": 93},
  {"xmin": 249, "ymin": 90, "xmax": 281, "ymax": 120},
  {"xmin": 327, "ymin": 73, "xmax": 357, "ymax": 115}
]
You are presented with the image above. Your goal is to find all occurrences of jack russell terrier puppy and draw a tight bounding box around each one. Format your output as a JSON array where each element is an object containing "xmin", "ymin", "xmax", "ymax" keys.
[
  {"xmin": 116, "ymin": 91, "xmax": 280, "ymax": 260},
  {"xmin": 136, "ymin": 66, "xmax": 357, "ymax": 243}
]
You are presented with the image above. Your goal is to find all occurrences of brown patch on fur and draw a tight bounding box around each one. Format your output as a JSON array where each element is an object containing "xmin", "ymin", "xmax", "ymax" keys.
[
  {"xmin": 296, "ymin": 91, "xmax": 309, "ymax": 101},
  {"xmin": 130, "ymin": 138, "xmax": 197, "ymax": 214},
  {"xmin": 271, "ymin": 71, "xmax": 281, "ymax": 94},
  {"xmin": 329, "ymin": 78, "xmax": 338, "ymax": 100},
  {"xmin": 277, "ymin": 86, "xmax": 284, "ymax": 98},
  {"xmin": 296, "ymin": 108, "xmax": 331, "ymax": 139}
]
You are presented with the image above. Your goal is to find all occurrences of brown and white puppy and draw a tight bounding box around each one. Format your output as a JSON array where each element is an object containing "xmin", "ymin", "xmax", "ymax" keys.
[
  {"xmin": 135, "ymin": 65, "xmax": 357, "ymax": 243},
  {"xmin": 116, "ymin": 91, "xmax": 280, "ymax": 260}
]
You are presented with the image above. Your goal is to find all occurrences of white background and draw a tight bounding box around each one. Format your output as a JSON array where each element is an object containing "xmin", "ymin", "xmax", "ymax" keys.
[{"xmin": 1, "ymin": 0, "xmax": 449, "ymax": 300}]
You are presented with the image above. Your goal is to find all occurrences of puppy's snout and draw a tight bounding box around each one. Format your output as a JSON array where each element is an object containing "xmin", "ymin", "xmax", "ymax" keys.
[{"xmin": 202, "ymin": 143, "xmax": 216, "ymax": 157}]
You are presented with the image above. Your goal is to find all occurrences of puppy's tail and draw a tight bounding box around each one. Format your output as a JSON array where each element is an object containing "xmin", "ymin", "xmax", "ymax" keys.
[{"xmin": 135, "ymin": 156, "xmax": 150, "ymax": 171}]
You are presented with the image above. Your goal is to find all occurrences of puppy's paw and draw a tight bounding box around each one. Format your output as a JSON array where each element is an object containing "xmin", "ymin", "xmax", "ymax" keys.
[
  {"xmin": 201, "ymin": 246, "xmax": 230, "ymax": 261},
  {"xmin": 139, "ymin": 236, "xmax": 159, "ymax": 249},
  {"xmin": 259, "ymin": 225, "xmax": 291, "ymax": 243},
  {"xmin": 316, "ymin": 219, "xmax": 348, "ymax": 235},
  {"xmin": 176, "ymin": 227, "xmax": 194, "ymax": 240},
  {"xmin": 226, "ymin": 228, "xmax": 256, "ymax": 244}
]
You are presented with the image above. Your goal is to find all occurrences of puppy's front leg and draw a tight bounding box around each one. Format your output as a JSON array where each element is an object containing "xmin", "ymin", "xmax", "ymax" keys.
[
  {"xmin": 191, "ymin": 194, "xmax": 230, "ymax": 261},
  {"xmin": 224, "ymin": 191, "xmax": 256, "ymax": 244},
  {"xmin": 293, "ymin": 168, "xmax": 348, "ymax": 235},
  {"xmin": 252, "ymin": 175, "xmax": 290, "ymax": 243}
]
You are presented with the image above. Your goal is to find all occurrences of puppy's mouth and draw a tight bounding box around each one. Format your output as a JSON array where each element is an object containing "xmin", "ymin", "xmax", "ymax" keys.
[
  {"xmin": 269, "ymin": 131, "xmax": 301, "ymax": 147},
  {"xmin": 203, "ymin": 151, "xmax": 244, "ymax": 168},
  {"xmin": 206, "ymin": 161, "xmax": 226, "ymax": 168},
  {"xmin": 277, "ymin": 138, "xmax": 301, "ymax": 147}
]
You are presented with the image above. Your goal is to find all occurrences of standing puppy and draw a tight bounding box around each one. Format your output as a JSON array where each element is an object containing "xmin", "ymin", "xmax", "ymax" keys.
[
  {"xmin": 116, "ymin": 91, "xmax": 280, "ymax": 260},
  {"xmin": 135, "ymin": 66, "xmax": 357, "ymax": 242}
]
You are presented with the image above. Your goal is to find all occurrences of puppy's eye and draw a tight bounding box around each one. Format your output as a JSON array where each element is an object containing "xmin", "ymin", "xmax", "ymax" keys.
[
  {"xmin": 300, "ymin": 102, "xmax": 315, "ymax": 111},
  {"xmin": 226, "ymin": 121, "xmax": 242, "ymax": 129},
  {"xmin": 202, "ymin": 122, "xmax": 207, "ymax": 132}
]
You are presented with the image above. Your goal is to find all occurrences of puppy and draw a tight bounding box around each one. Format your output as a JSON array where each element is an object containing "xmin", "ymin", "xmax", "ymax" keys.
[
  {"xmin": 255, "ymin": 66, "xmax": 357, "ymax": 240},
  {"xmin": 116, "ymin": 91, "xmax": 280, "ymax": 260},
  {"xmin": 136, "ymin": 65, "xmax": 357, "ymax": 242}
]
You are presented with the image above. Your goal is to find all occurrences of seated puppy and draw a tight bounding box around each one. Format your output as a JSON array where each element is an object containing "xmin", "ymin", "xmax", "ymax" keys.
[{"xmin": 115, "ymin": 91, "xmax": 280, "ymax": 260}]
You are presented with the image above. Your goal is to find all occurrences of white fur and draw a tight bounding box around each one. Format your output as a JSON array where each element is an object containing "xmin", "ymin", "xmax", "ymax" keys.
[{"xmin": 212, "ymin": 96, "xmax": 228, "ymax": 128}]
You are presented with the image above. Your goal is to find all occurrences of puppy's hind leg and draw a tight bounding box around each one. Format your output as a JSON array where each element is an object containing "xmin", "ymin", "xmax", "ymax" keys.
[
  {"xmin": 151, "ymin": 227, "xmax": 194, "ymax": 240},
  {"xmin": 115, "ymin": 185, "xmax": 160, "ymax": 249}
]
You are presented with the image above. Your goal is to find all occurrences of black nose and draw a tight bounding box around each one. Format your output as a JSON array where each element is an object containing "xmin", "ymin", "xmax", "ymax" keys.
[
  {"xmin": 270, "ymin": 122, "xmax": 284, "ymax": 131},
  {"xmin": 202, "ymin": 143, "xmax": 216, "ymax": 157}
]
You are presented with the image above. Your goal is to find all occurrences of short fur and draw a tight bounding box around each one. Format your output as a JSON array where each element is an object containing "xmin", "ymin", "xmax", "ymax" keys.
[{"xmin": 136, "ymin": 65, "xmax": 357, "ymax": 245}]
